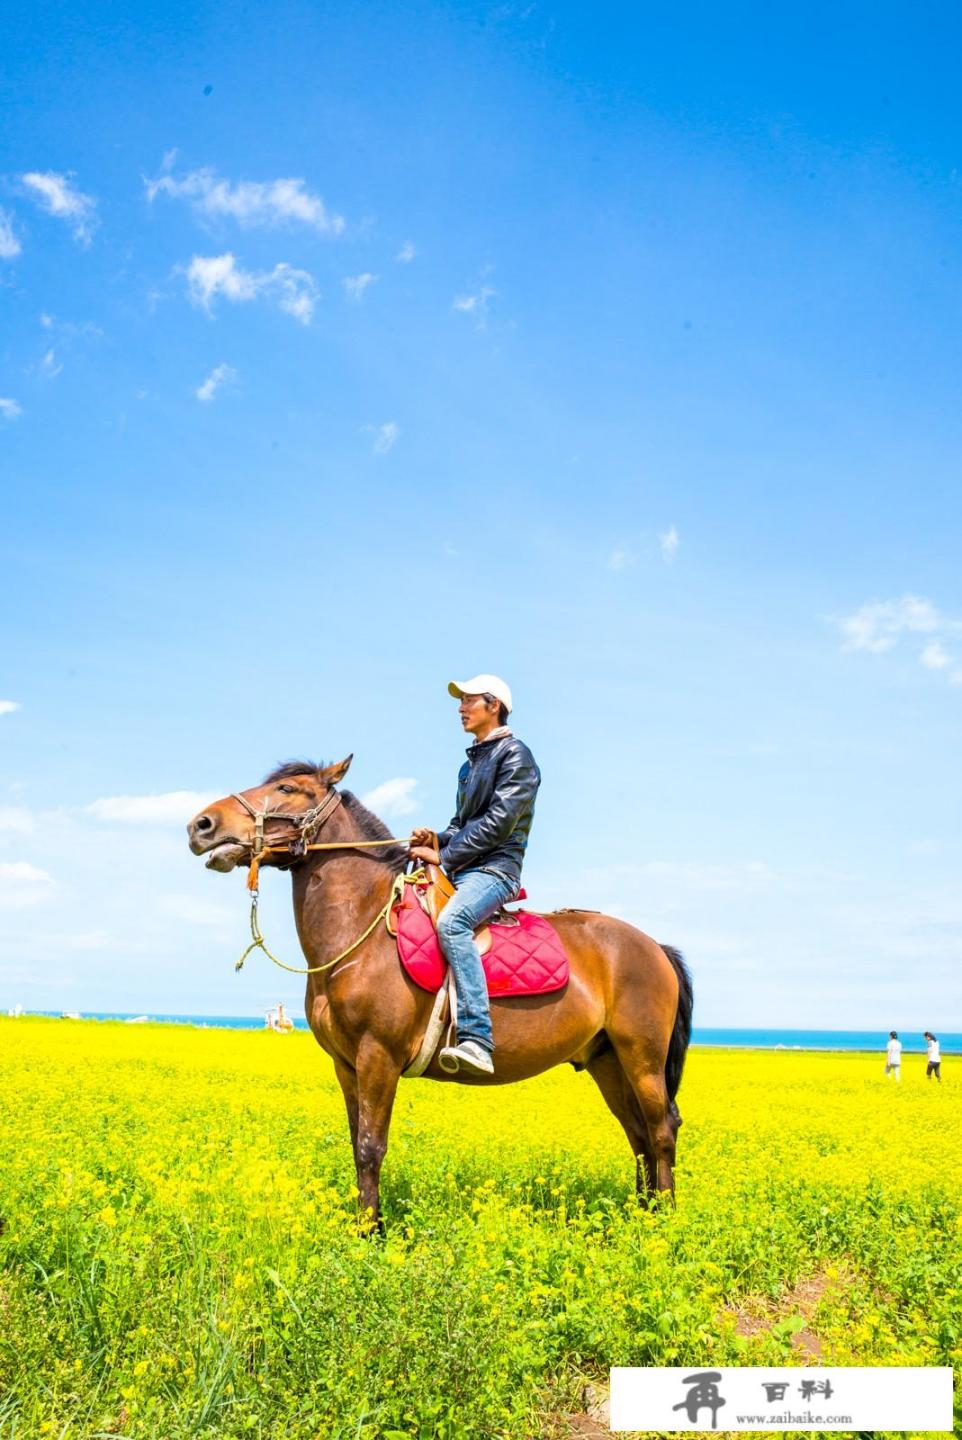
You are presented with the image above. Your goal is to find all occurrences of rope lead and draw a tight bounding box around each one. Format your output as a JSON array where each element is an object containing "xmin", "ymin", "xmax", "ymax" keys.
[{"xmin": 235, "ymin": 871, "xmax": 423, "ymax": 977}]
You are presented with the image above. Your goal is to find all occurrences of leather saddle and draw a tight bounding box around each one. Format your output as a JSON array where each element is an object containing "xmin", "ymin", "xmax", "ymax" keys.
[{"xmin": 415, "ymin": 862, "xmax": 522, "ymax": 954}]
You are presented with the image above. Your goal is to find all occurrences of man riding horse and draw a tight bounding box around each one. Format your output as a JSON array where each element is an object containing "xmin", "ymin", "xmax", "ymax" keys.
[
  {"xmin": 188, "ymin": 683, "xmax": 691, "ymax": 1223},
  {"xmin": 409, "ymin": 674, "xmax": 540, "ymax": 1077}
]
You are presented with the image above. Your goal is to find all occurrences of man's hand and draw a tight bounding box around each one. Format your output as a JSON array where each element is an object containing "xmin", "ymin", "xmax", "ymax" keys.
[
  {"xmin": 409, "ymin": 827, "xmax": 440, "ymax": 865},
  {"xmin": 409, "ymin": 844, "xmax": 441, "ymax": 866}
]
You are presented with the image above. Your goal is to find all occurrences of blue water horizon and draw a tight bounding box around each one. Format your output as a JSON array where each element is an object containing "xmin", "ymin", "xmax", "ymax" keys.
[
  {"xmin": 14, "ymin": 1011, "xmax": 960, "ymax": 1054},
  {"xmin": 691, "ymin": 1026, "xmax": 957, "ymax": 1054}
]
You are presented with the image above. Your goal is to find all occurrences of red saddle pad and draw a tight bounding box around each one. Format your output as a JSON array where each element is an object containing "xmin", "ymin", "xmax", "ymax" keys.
[{"xmin": 394, "ymin": 884, "xmax": 569, "ymax": 997}]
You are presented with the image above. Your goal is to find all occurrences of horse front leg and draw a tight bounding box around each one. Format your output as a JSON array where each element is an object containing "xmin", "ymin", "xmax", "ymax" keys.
[
  {"xmin": 333, "ymin": 1057, "xmax": 360, "ymax": 1164},
  {"xmin": 353, "ymin": 1039, "xmax": 402, "ymax": 1231}
]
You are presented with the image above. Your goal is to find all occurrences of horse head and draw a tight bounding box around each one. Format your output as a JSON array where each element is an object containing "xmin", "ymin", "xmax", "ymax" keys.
[{"xmin": 187, "ymin": 756, "xmax": 353, "ymax": 872}]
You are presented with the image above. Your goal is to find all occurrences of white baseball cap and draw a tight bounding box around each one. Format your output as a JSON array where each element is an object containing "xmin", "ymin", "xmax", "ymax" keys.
[{"xmin": 447, "ymin": 674, "xmax": 513, "ymax": 714}]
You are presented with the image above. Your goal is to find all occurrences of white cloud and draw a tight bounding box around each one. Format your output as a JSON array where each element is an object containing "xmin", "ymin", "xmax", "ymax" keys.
[
  {"xmin": 22, "ymin": 171, "xmax": 97, "ymax": 245},
  {"xmin": 396, "ymin": 242, "xmax": 416, "ymax": 263},
  {"xmin": 146, "ymin": 166, "xmax": 345, "ymax": 235},
  {"xmin": 607, "ymin": 546, "xmax": 634, "ymax": 573},
  {"xmin": 0, "ymin": 701, "xmax": 20, "ymax": 715},
  {"xmin": 39, "ymin": 348, "xmax": 62, "ymax": 379},
  {"xmin": 920, "ymin": 640, "xmax": 951, "ymax": 671},
  {"xmin": 0, "ymin": 807, "xmax": 34, "ymax": 835},
  {"xmin": 38, "ymin": 314, "xmax": 103, "ymax": 341},
  {"xmin": 557, "ymin": 853, "xmax": 962, "ymax": 1028},
  {"xmin": 837, "ymin": 594, "xmax": 962, "ymax": 687},
  {"xmin": 838, "ymin": 595, "xmax": 941, "ymax": 654},
  {"xmin": 659, "ymin": 525, "xmax": 679, "ymax": 562},
  {"xmin": 342, "ymin": 272, "xmax": 376, "ymax": 301},
  {"xmin": 360, "ymin": 777, "xmax": 419, "ymax": 818},
  {"xmin": 185, "ymin": 252, "xmax": 260, "ymax": 307},
  {"xmin": 184, "ymin": 253, "xmax": 318, "ymax": 324},
  {"xmin": 87, "ymin": 791, "xmax": 212, "ymax": 824},
  {"xmin": 453, "ymin": 285, "xmax": 496, "ymax": 328},
  {"xmin": 51, "ymin": 928, "xmax": 115, "ymax": 952},
  {"xmin": 0, "ymin": 208, "xmax": 21, "ymax": 259},
  {"xmin": 0, "ymin": 861, "xmax": 54, "ymax": 911},
  {"xmin": 195, "ymin": 362, "xmax": 237, "ymax": 403},
  {"xmin": 0, "ymin": 398, "xmax": 22, "ymax": 421},
  {"xmin": 372, "ymin": 421, "xmax": 399, "ymax": 455},
  {"xmin": 272, "ymin": 264, "xmax": 318, "ymax": 323}
]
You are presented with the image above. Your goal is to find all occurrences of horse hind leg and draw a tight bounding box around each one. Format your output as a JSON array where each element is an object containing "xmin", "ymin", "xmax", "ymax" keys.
[
  {"xmin": 587, "ymin": 1048, "xmax": 658, "ymax": 1199},
  {"xmin": 607, "ymin": 1034, "xmax": 678, "ymax": 1199}
]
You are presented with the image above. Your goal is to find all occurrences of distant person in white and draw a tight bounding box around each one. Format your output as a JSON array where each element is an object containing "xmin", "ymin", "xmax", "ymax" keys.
[
  {"xmin": 884, "ymin": 1031, "xmax": 902, "ymax": 1081},
  {"xmin": 924, "ymin": 1031, "xmax": 941, "ymax": 1083}
]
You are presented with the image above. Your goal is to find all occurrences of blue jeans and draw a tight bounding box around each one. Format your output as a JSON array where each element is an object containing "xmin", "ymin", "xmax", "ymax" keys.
[{"xmin": 436, "ymin": 868, "xmax": 517, "ymax": 1052}]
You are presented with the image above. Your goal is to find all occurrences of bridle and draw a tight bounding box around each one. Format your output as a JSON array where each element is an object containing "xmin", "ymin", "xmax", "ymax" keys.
[
  {"xmin": 229, "ymin": 785, "xmax": 410, "ymax": 883},
  {"xmin": 230, "ymin": 786, "xmax": 344, "ymax": 869},
  {"xmin": 227, "ymin": 785, "xmax": 418, "ymax": 978}
]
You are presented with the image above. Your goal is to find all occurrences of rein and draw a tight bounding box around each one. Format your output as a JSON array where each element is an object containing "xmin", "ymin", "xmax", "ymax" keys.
[
  {"xmin": 235, "ymin": 870, "xmax": 421, "ymax": 977},
  {"xmin": 231, "ymin": 787, "xmax": 415, "ymax": 977}
]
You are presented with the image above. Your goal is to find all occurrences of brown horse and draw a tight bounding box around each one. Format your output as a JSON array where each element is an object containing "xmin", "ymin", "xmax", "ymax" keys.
[{"xmin": 187, "ymin": 756, "xmax": 693, "ymax": 1225}]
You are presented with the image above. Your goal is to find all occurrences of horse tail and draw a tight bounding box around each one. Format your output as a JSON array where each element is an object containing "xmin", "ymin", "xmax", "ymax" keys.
[{"xmin": 660, "ymin": 944, "xmax": 693, "ymax": 1103}]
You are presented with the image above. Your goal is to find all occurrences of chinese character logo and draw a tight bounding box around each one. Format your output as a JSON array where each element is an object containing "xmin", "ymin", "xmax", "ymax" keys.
[{"xmin": 672, "ymin": 1371, "xmax": 726, "ymax": 1428}]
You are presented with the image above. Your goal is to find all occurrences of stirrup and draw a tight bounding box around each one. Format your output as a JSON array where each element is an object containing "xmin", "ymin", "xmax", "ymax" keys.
[{"xmin": 438, "ymin": 1040, "xmax": 494, "ymax": 1076}]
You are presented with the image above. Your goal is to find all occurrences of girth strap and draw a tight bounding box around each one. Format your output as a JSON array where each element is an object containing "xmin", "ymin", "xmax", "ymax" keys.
[{"xmin": 401, "ymin": 974, "xmax": 454, "ymax": 1080}]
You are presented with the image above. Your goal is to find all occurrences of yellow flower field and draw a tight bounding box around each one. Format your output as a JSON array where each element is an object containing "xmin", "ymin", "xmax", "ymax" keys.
[{"xmin": 0, "ymin": 1017, "xmax": 958, "ymax": 1438}]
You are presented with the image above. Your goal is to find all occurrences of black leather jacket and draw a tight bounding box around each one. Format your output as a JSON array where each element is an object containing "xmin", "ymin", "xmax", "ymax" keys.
[{"xmin": 437, "ymin": 733, "xmax": 540, "ymax": 886}]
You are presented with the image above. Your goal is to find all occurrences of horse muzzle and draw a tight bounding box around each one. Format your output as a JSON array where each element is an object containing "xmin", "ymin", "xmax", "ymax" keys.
[
  {"xmin": 201, "ymin": 841, "xmax": 250, "ymax": 872},
  {"xmin": 187, "ymin": 813, "xmax": 251, "ymax": 871}
]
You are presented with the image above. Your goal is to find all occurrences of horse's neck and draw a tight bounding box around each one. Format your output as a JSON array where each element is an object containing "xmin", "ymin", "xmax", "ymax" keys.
[{"xmin": 290, "ymin": 812, "xmax": 398, "ymax": 969}]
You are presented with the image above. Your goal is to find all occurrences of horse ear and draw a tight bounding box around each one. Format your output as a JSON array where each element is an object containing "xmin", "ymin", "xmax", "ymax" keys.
[{"xmin": 321, "ymin": 754, "xmax": 353, "ymax": 786}]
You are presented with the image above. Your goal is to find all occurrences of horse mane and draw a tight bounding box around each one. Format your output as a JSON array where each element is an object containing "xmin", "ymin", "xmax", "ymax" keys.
[
  {"xmin": 340, "ymin": 793, "xmax": 409, "ymax": 872},
  {"xmin": 263, "ymin": 760, "xmax": 323, "ymax": 783},
  {"xmin": 262, "ymin": 761, "xmax": 409, "ymax": 872}
]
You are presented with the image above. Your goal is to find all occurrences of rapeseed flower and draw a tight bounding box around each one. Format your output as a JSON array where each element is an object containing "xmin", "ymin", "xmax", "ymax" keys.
[{"xmin": 0, "ymin": 1018, "xmax": 958, "ymax": 1438}]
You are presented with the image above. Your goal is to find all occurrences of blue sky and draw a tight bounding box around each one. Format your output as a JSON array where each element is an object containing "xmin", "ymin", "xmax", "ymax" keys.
[{"xmin": 1, "ymin": 0, "xmax": 960, "ymax": 1029}]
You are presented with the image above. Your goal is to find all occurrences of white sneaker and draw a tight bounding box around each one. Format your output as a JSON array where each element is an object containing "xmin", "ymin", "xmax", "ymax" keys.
[{"xmin": 438, "ymin": 1039, "xmax": 494, "ymax": 1076}]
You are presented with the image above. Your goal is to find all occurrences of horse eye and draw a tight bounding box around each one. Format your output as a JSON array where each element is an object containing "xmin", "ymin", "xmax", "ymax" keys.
[{"xmin": 277, "ymin": 784, "xmax": 295, "ymax": 795}]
